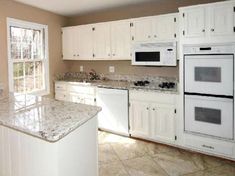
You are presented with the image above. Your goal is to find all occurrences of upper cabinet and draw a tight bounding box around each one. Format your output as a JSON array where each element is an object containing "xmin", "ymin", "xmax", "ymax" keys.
[
  {"xmin": 179, "ymin": 0, "xmax": 235, "ymax": 43},
  {"xmin": 93, "ymin": 23, "xmax": 111, "ymax": 60},
  {"xmin": 111, "ymin": 20, "xmax": 131, "ymax": 60},
  {"xmin": 131, "ymin": 13, "xmax": 178, "ymax": 42},
  {"xmin": 62, "ymin": 27, "xmax": 77, "ymax": 60}
]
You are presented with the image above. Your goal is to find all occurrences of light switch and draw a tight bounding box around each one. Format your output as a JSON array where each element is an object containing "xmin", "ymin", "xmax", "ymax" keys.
[
  {"xmin": 80, "ymin": 66, "xmax": 84, "ymax": 72},
  {"xmin": 109, "ymin": 66, "xmax": 115, "ymax": 73}
]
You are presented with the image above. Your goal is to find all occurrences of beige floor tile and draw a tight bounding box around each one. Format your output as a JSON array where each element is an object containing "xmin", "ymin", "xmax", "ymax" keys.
[
  {"xmin": 146, "ymin": 142, "xmax": 181, "ymax": 157},
  {"xmin": 123, "ymin": 156, "xmax": 168, "ymax": 176},
  {"xmin": 111, "ymin": 140, "xmax": 148, "ymax": 160},
  {"xmin": 153, "ymin": 151, "xmax": 200, "ymax": 176},
  {"xmin": 99, "ymin": 160, "xmax": 129, "ymax": 176},
  {"xmin": 99, "ymin": 144, "xmax": 120, "ymax": 164},
  {"xmin": 183, "ymin": 164, "xmax": 235, "ymax": 176}
]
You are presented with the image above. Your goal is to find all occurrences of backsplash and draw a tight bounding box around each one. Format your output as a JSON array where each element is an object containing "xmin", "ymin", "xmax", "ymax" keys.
[{"xmin": 66, "ymin": 60, "xmax": 179, "ymax": 79}]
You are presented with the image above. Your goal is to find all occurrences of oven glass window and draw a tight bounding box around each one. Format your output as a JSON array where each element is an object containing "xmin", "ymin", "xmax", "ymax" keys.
[
  {"xmin": 195, "ymin": 107, "xmax": 221, "ymax": 125},
  {"xmin": 195, "ymin": 67, "xmax": 221, "ymax": 82},
  {"xmin": 135, "ymin": 52, "xmax": 160, "ymax": 62}
]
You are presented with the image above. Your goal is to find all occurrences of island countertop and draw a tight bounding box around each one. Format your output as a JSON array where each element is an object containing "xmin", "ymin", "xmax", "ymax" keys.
[{"xmin": 0, "ymin": 94, "xmax": 101, "ymax": 142}]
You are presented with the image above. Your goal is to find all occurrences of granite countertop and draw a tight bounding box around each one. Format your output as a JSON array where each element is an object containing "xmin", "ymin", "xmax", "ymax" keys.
[
  {"xmin": 0, "ymin": 94, "xmax": 101, "ymax": 142},
  {"xmin": 56, "ymin": 79, "xmax": 179, "ymax": 94}
]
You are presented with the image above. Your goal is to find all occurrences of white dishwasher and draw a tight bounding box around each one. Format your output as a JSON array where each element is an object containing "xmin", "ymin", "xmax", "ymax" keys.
[{"xmin": 96, "ymin": 87, "xmax": 129, "ymax": 136}]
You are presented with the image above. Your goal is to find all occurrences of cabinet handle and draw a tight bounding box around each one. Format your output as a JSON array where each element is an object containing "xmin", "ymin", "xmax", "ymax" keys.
[
  {"xmin": 113, "ymin": 54, "xmax": 115, "ymax": 56},
  {"xmin": 73, "ymin": 54, "xmax": 76, "ymax": 57},
  {"xmin": 154, "ymin": 35, "xmax": 157, "ymax": 38},
  {"xmin": 108, "ymin": 54, "xmax": 110, "ymax": 56},
  {"xmin": 148, "ymin": 35, "xmax": 151, "ymax": 38},
  {"xmin": 77, "ymin": 54, "xmax": 79, "ymax": 57},
  {"xmin": 211, "ymin": 28, "xmax": 215, "ymax": 32},
  {"xmin": 202, "ymin": 29, "xmax": 205, "ymax": 32},
  {"xmin": 152, "ymin": 108, "xmax": 155, "ymax": 111},
  {"xmin": 146, "ymin": 107, "xmax": 149, "ymax": 110}
]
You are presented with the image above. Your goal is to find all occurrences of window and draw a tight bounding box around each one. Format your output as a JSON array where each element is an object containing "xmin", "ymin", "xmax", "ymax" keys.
[{"xmin": 7, "ymin": 18, "xmax": 49, "ymax": 95}]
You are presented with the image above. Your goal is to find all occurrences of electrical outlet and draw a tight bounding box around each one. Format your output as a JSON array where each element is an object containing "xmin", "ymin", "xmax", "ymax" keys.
[
  {"xmin": 109, "ymin": 66, "xmax": 115, "ymax": 73},
  {"xmin": 80, "ymin": 66, "xmax": 84, "ymax": 72}
]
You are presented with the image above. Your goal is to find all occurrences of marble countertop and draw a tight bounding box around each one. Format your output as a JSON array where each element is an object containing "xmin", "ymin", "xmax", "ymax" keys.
[
  {"xmin": 56, "ymin": 79, "xmax": 179, "ymax": 94},
  {"xmin": 0, "ymin": 94, "xmax": 101, "ymax": 142}
]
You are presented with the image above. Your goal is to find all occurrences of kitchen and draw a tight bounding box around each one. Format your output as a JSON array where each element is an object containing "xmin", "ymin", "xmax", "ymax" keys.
[{"xmin": 0, "ymin": 0, "xmax": 235, "ymax": 176}]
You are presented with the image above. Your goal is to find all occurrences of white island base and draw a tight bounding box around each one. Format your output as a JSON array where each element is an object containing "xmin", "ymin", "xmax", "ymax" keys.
[{"xmin": 0, "ymin": 117, "xmax": 98, "ymax": 176}]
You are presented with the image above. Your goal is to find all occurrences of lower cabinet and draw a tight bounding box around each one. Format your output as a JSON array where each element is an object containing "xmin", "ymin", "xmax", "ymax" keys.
[{"xmin": 129, "ymin": 90, "xmax": 177, "ymax": 144}]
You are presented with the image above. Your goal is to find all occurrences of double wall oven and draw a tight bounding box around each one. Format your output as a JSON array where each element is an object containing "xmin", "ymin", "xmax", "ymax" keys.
[{"xmin": 184, "ymin": 44, "xmax": 235, "ymax": 140}]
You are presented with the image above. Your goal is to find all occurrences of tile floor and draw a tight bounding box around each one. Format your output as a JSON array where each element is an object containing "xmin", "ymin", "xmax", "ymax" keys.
[{"xmin": 98, "ymin": 131, "xmax": 235, "ymax": 176}]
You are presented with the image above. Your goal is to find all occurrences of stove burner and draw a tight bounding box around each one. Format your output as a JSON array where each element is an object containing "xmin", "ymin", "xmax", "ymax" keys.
[
  {"xmin": 134, "ymin": 80, "xmax": 150, "ymax": 87},
  {"xmin": 158, "ymin": 82, "xmax": 175, "ymax": 89}
]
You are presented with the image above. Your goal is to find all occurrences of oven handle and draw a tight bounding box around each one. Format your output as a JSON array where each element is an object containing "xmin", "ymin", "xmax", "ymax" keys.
[
  {"xmin": 184, "ymin": 92, "xmax": 233, "ymax": 99},
  {"xmin": 199, "ymin": 47, "xmax": 212, "ymax": 51}
]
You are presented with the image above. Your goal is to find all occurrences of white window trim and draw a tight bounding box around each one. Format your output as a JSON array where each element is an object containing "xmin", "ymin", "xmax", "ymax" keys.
[{"xmin": 7, "ymin": 17, "xmax": 50, "ymax": 96}]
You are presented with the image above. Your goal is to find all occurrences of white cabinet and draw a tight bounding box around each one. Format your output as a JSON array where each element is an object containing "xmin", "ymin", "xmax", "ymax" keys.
[
  {"xmin": 180, "ymin": 1, "xmax": 235, "ymax": 43},
  {"xmin": 209, "ymin": 3, "xmax": 234, "ymax": 37},
  {"xmin": 129, "ymin": 101, "xmax": 150, "ymax": 137},
  {"xmin": 129, "ymin": 90, "xmax": 177, "ymax": 144},
  {"xmin": 151, "ymin": 104, "xmax": 175, "ymax": 142},
  {"xmin": 77, "ymin": 25, "xmax": 93, "ymax": 59},
  {"xmin": 111, "ymin": 20, "xmax": 131, "ymax": 60},
  {"xmin": 62, "ymin": 27, "xmax": 77, "ymax": 60},
  {"xmin": 131, "ymin": 13, "xmax": 178, "ymax": 42},
  {"xmin": 54, "ymin": 82, "xmax": 96, "ymax": 106},
  {"xmin": 131, "ymin": 18, "xmax": 152, "ymax": 42},
  {"xmin": 181, "ymin": 7, "xmax": 206, "ymax": 38},
  {"xmin": 93, "ymin": 23, "xmax": 111, "ymax": 60},
  {"xmin": 153, "ymin": 14, "xmax": 178, "ymax": 41}
]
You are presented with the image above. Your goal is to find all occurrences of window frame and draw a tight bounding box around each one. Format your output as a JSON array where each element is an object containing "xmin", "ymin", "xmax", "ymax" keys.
[{"xmin": 7, "ymin": 18, "xmax": 50, "ymax": 96}]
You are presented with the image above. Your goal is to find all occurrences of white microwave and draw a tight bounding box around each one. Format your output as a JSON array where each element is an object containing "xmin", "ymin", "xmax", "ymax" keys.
[{"xmin": 132, "ymin": 42, "xmax": 177, "ymax": 66}]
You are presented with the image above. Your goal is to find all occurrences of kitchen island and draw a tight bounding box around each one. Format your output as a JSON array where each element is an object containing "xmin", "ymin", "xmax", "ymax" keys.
[{"xmin": 0, "ymin": 94, "xmax": 101, "ymax": 176}]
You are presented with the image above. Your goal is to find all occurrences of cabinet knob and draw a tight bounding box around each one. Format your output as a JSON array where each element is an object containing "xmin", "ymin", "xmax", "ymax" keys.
[
  {"xmin": 77, "ymin": 54, "xmax": 79, "ymax": 57},
  {"xmin": 73, "ymin": 54, "xmax": 76, "ymax": 57},
  {"xmin": 108, "ymin": 54, "xmax": 110, "ymax": 56},
  {"xmin": 148, "ymin": 35, "xmax": 151, "ymax": 38},
  {"xmin": 202, "ymin": 29, "xmax": 205, "ymax": 32},
  {"xmin": 152, "ymin": 108, "xmax": 155, "ymax": 111},
  {"xmin": 146, "ymin": 107, "xmax": 149, "ymax": 110},
  {"xmin": 113, "ymin": 54, "xmax": 115, "ymax": 56},
  {"xmin": 211, "ymin": 28, "xmax": 215, "ymax": 32},
  {"xmin": 154, "ymin": 35, "xmax": 157, "ymax": 38}
]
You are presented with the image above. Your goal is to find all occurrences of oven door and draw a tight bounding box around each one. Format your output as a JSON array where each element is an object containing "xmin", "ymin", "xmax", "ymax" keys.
[
  {"xmin": 184, "ymin": 55, "xmax": 234, "ymax": 96},
  {"xmin": 185, "ymin": 95, "xmax": 234, "ymax": 139}
]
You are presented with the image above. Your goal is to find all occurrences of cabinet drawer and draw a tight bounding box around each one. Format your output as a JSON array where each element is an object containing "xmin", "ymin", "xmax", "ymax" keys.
[
  {"xmin": 55, "ymin": 83, "xmax": 67, "ymax": 91},
  {"xmin": 69, "ymin": 93, "xmax": 95, "ymax": 105},
  {"xmin": 69, "ymin": 85, "xmax": 96, "ymax": 95},
  {"xmin": 55, "ymin": 92, "xmax": 67, "ymax": 101},
  {"xmin": 185, "ymin": 136, "xmax": 234, "ymax": 157}
]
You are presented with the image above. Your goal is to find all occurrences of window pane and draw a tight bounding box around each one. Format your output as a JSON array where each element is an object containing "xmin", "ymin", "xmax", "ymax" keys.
[
  {"xmin": 195, "ymin": 67, "xmax": 221, "ymax": 82},
  {"xmin": 11, "ymin": 43, "xmax": 21, "ymax": 59},
  {"xmin": 33, "ymin": 30, "xmax": 42, "ymax": 59},
  {"xmin": 25, "ymin": 62, "xmax": 34, "ymax": 77},
  {"xmin": 25, "ymin": 76, "xmax": 34, "ymax": 92},
  {"xmin": 13, "ymin": 62, "xmax": 24, "ymax": 78},
  {"xmin": 14, "ymin": 78, "xmax": 24, "ymax": 93},
  {"xmin": 35, "ymin": 76, "xmax": 43, "ymax": 90},
  {"xmin": 10, "ymin": 27, "xmax": 21, "ymax": 43},
  {"xmin": 35, "ymin": 61, "xmax": 43, "ymax": 75}
]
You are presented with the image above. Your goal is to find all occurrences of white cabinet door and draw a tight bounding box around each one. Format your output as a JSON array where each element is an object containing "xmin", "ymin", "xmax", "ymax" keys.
[
  {"xmin": 153, "ymin": 14, "xmax": 178, "ymax": 41},
  {"xmin": 209, "ymin": 4, "xmax": 234, "ymax": 37},
  {"xmin": 182, "ymin": 7, "xmax": 206, "ymax": 38},
  {"xmin": 131, "ymin": 18, "xmax": 152, "ymax": 42},
  {"xmin": 111, "ymin": 21, "xmax": 131, "ymax": 60},
  {"xmin": 93, "ymin": 23, "xmax": 111, "ymax": 60},
  {"xmin": 55, "ymin": 91, "xmax": 67, "ymax": 101},
  {"xmin": 62, "ymin": 27, "xmax": 75, "ymax": 60},
  {"xmin": 77, "ymin": 25, "xmax": 93, "ymax": 59},
  {"xmin": 129, "ymin": 101, "xmax": 150, "ymax": 137},
  {"xmin": 151, "ymin": 105, "xmax": 175, "ymax": 142}
]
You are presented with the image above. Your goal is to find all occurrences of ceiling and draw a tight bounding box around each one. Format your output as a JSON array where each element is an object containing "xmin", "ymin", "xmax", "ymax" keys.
[{"xmin": 14, "ymin": 0, "xmax": 157, "ymax": 17}]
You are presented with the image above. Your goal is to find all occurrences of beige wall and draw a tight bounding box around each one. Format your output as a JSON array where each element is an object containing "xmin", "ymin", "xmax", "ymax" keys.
[
  {"xmin": 0, "ymin": 0, "xmax": 69, "ymax": 96},
  {"xmin": 66, "ymin": 0, "xmax": 223, "ymax": 78}
]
